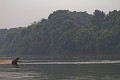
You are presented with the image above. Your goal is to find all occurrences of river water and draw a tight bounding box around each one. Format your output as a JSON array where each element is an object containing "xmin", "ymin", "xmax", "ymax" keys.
[{"xmin": 0, "ymin": 57, "xmax": 120, "ymax": 80}]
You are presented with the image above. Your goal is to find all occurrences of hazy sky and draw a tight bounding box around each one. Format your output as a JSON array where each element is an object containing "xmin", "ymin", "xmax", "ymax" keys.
[{"xmin": 0, "ymin": 0, "xmax": 120, "ymax": 29}]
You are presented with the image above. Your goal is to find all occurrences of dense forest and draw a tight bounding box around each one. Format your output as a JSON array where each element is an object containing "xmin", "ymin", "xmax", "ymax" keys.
[{"xmin": 0, "ymin": 10, "xmax": 120, "ymax": 56}]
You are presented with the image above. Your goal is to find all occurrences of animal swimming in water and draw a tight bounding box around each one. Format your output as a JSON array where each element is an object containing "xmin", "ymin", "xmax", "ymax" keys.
[{"xmin": 12, "ymin": 57, "xmax": 20, "ymax": 65}]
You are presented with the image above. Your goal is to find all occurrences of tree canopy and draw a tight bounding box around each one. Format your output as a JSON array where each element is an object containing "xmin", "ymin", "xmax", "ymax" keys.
[{"xmin": 0, "ymin": 10, "xmax": 120, "ymax": 56}]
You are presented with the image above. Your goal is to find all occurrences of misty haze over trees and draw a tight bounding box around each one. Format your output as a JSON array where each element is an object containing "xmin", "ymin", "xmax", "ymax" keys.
[{"xmin": 0, "ymin": 10, "xmax": 120, "ymax": 56}]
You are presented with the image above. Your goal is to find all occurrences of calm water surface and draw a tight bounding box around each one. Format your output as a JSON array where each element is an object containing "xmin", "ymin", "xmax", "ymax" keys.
[{"xmin": 0, "ymin": 57, "xmax": 120, "ymax": 80}]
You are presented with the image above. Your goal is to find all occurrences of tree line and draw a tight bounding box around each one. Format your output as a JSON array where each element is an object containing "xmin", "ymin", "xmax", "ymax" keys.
[{"xmin": 0, "ymin": 10, "xmax": 120, "ymax": 56}]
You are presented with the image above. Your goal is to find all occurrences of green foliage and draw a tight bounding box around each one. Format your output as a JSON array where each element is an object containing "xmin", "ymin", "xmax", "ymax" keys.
[
  {"xmin": 75, "ymin": 27, "xmax": 98, "ymax": 51},
  {"xmin": 93, "ymin": 10, "xmax": 105, "ymax": 28},
  {"xmin": 0, "ymin": 10, "xmax": 120, "ymax": 56}
]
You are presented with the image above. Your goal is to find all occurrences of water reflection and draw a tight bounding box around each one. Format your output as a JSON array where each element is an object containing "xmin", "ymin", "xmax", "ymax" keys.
[
  {"xmin": 23, "ymin": 64, "xmax": 120, "ymax": 80},
  {"xmin": 0, "ymin": 62, "xmax": 120, "ymax": 80},
  {"xmin": 12, "ymin": 64, "xmax": 19, "ymax": 68}
]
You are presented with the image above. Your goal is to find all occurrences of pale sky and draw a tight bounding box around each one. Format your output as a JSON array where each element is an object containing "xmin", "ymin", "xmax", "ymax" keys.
[{"xmin": 0, "ymin": 0, "xmax": 120, "ymax": 29}]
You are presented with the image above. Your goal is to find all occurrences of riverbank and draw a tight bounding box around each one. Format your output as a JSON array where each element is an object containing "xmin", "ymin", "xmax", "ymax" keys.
[{"xmin": 0, "ymin": 60, "xmax": 11, "ymax": 64}]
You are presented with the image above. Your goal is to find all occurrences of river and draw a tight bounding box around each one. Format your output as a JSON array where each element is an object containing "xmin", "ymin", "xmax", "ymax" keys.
[{"xmin": 0, "ymin": 56, "xmax": 120, "ymax": 80}]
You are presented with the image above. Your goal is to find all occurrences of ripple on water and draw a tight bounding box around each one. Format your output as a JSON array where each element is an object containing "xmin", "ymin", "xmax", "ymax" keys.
[{"xmin": 0, "ymin": 72, "xmax": 36, "ymax": 79}]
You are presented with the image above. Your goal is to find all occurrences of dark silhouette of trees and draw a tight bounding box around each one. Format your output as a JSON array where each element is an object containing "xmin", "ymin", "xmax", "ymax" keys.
[{"xmin": 0, "ymin": 10, "xmax": 120, "ymax": 56}]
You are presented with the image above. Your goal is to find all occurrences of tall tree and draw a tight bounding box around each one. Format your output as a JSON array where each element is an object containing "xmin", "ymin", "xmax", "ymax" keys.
[{"xmin": 93, "ymin": 10, "xmax": 105, "ymax": 28}]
